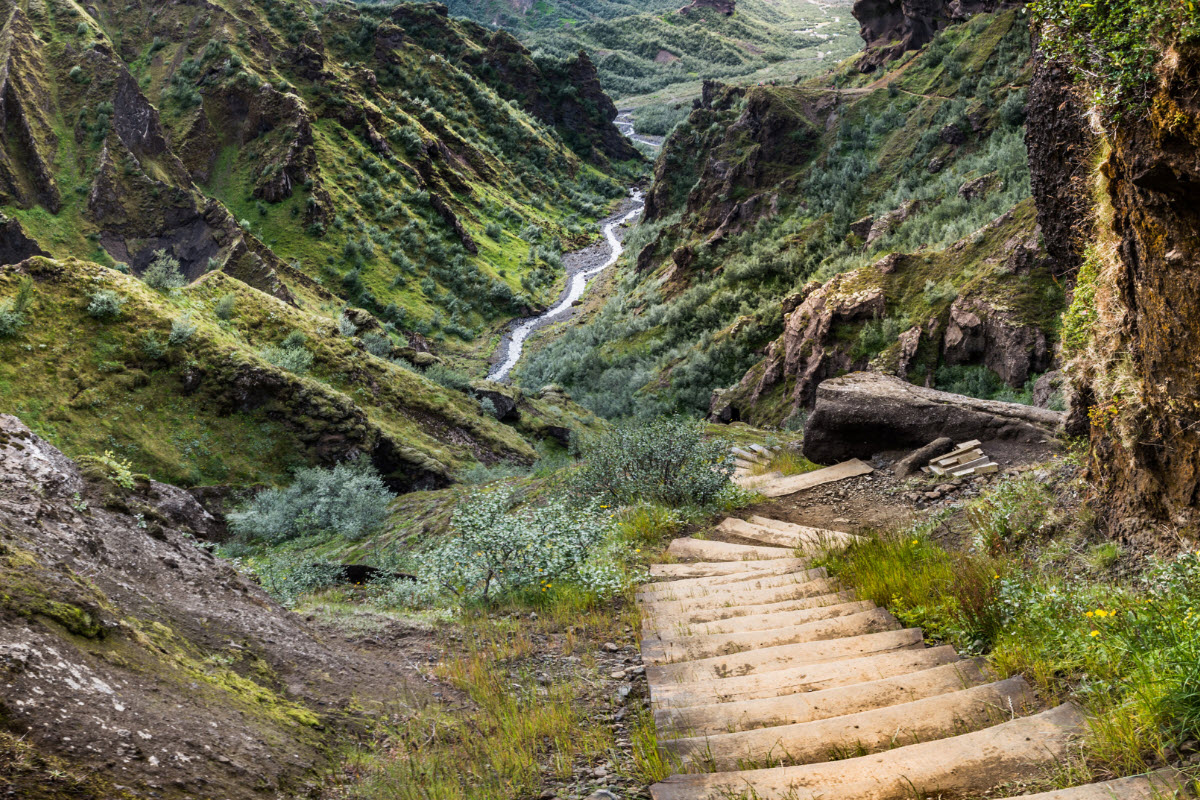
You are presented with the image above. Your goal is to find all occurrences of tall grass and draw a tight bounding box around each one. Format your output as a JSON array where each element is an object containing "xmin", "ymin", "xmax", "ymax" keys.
[{"xmin": 822, "ymin": 477, "xmax": 1200, "ymax": 780}]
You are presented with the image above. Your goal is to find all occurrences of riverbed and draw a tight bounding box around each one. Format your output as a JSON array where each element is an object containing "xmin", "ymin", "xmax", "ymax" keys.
[{"xmin": 487, "ymin": 189, "xmax": 645, "ymax": 383}]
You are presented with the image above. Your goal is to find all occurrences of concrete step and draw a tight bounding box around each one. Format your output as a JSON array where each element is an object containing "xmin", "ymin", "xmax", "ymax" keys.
[
  {"xmin": 645, "ymin": 628, "xmax": 925, "ymax": 685},
  {"xmin": 643, "ymin": 590, "xmax": 858, "ymax": 632},
  {"xmin": 717, "ymin": 517, "xmax": 861, "ymax": 551},
  {"xmin": 1005, "ymin": 771, "xmax": 1194, "ymax": 799},
  {"xmin": 650, "ymin": 646, "xmax": 961, "ymax": 708},
  {"xmin": 663, "ymin": 675, "xmax": 1038, "ymax": 770},
  {"xmin": 666, "ymin": 537, "xmax": 796, "ymax": 562},
  {"xmin": 642, "ymin": 608, "xmax": 900, "ymax": 665},
  {"xmin": 649, "ymin": 558, "xmax": 810, "ymax": 580},
  {"xmin": 644, "ymin": 599, "xmax": 876, "ymax": 640},
  {"xmin": 637, "ymin": 567, "xmax": 826, "ymax": 601},
  {"xmin": 655, "ymin": 657, "xmax": 991, "ymax": 735},
  {"xmin": 753, "ymin": 459, "xmax": 874, "ymax": 499},
  {"xmin": 639, "ymin": 578, "xmax": 842, "ymax": 616},
  {"xmin": 648, "ymin": 703, "xmax": 1086, "ymax": 800}
]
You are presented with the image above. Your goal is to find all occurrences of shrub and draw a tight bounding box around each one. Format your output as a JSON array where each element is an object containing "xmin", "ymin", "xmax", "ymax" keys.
[
  {"xmin": 460, "ymin": 460, "xmax": 531, "ymax": 485},
  {"xmin": 228, "ymin": 457, "xmax": 395, "ymax": 543},
  {"xmin": 168, "ymin": 313, "xmax": 197, "ymax": 346},
  {"xmin": 260, "ymin": 343, "xmax": 314, "ymax": 374},
  {"xmin": 141, "ymin": 250, "xmax": 186, "ymax": 291},
  {"xmin": 479, "ymin": 396, "xmax": 499, "ymax": 418},
  {"xmin": 412, "ymin": 489, "xmax": 622, "ymax": 603},
  {"xmin": 362, "ymin": 331, "xmax": 392, "ymax": 358},
  {"xmin": 0, "ymin": 277, "xmax": 33, "ymax": 338},
  {"xmin": 79, "ymin": 450, "xmax": 136, "ymax": 490},
  {"xmin": 245, "ymin": 552, "xmax": 345, "ymax": 607},
  {"xmin": 214, "ymin": 293, "xmax": 236, "ymax": 320},
  {"xmin": 87, "ymin": 289, "xmax": 125, "ymax": 320},
  {"xmin": 337, "ymin": 311, "xmax": 358, "ymax": 337},
  {"xmin": 573, "ymin": 416, "xmax": 734, "ymax": 507},
  {"xmin": 424, "ymin": 363, "xmax": 471, "ymax": 391},
  {"xmin": 140, "ymin": 332, "xmax": 167, "ymax": 359},
  {"xmin": 485, "ymin": 222, "xmax": 503, "ymax": 239}
]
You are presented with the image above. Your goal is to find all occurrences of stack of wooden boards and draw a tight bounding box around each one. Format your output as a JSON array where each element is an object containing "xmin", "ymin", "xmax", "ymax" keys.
[
  {"xmin": 639, "ymin": 466, "xmax": 1190, "ymax": 799},
  {"xmin": 924, "ymin": 440, "xmax": 999, "ymax": 477}
]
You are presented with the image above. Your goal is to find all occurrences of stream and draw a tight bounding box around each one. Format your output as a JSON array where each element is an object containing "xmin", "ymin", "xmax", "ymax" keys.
[{"xmin": 487, "ymin": 189, "xmax": 645, "ymax": 383}]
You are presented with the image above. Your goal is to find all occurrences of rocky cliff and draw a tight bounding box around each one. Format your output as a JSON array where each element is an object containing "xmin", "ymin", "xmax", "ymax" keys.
[
  {"xmin": 1040, "ymin": 38, "xmax": 1200, "ymax": 546},
  {"xmin": 852, "ymin": 0, "xmax": 1021, "ymax": 71},
  {"xmin": 0, "ymin": 415, "xmax": 406, "ymax": 799}
]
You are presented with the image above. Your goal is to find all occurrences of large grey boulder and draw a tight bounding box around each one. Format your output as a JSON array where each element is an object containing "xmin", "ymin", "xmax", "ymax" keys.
[{"xmin": 803, "ymin": 372, "xmax": 1063, "ymax": 464}]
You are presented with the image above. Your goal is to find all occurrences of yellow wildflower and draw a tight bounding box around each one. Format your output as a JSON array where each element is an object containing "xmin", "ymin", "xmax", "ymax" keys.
[{"xmin": 1090, "ymin": 630, "xmax": 1100, "ymax": 637}]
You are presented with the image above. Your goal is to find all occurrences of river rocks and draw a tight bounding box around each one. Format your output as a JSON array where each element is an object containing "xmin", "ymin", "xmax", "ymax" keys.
[{"xmin": 802, "ymin": 372, "xmax": 1063, "ymax": 463}]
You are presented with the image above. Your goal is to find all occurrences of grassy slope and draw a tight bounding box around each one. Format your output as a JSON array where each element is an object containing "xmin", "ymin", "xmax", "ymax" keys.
[
  {"xmin": 526, "ymin": 0, "xmax": 860, "ymax": 103},
  {"xmin": 2, "ymin": 0, "xmax": 635, "ymax": 373},
  {"xmin": 519, "ymin": 10, "xmax": 1047, "ymax": 419},
  {"xmin": 0, "ymin": 258, "xmax": 605, "ymax": 487}
]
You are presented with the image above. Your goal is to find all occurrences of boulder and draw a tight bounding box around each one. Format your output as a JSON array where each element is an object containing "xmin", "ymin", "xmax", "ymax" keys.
[
  {"xmin": 471, "ymin": 381, "xmax": 520, "ymax": 422},
  {"xmin": 893, "ymin": 436, "xmax": 955, "ymax": 479},
  {"xmin": 802, "ymin": 372, "xmax": 1063, "ymax": 464}
]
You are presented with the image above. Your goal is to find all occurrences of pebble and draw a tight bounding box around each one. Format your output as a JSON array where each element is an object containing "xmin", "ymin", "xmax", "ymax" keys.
[
  {"xmin": 585, "ymin": 791, "xmax": 619, "ymax": 800},
  {"xmin": 610, "ymin": 669, "xmax": 627, "ymax": 679},
  {"xmin": 602, "ymin": 642, "xmax": 619, "ymax": 652}
]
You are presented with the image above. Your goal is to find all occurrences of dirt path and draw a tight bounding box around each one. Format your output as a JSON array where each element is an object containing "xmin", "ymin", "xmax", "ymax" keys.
[{"xmin": 634, "ymin": 463, "xmax": 1189, "ymax": 800}]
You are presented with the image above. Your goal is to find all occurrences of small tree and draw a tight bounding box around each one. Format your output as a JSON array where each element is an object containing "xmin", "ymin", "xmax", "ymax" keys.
[
  {"xmin": 141, "ymin": 250, "xmax": 186, "ymax": 292},
  {"xmin": 214, "ymin": 293, "xmax": 236, "ymax": 320}
]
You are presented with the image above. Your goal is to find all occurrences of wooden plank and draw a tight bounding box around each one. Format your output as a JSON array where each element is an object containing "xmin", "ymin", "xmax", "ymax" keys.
[{"xmin": 755, "ymin": 459, "xmax": 874, "ymax": 499}]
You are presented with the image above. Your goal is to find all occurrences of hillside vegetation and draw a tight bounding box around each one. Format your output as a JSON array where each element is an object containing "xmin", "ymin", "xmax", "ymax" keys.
[{"xmin": 521, "ymin": 10, "xmax": 1047, "ymax": 422}]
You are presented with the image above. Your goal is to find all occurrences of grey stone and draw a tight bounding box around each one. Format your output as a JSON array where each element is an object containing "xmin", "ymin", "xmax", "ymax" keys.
[{"xmin": 803, "ymin": 372, "xmax": 1063, "ymax": 463}]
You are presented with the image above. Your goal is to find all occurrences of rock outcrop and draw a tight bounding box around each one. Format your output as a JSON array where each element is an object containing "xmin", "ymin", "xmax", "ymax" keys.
[
  {"xmin": 802, "ymin": 372, "xmax": 1063, "ymax": 463},
  {"xmin": 1026, "ymin": 37, "xmax": 1097, "ymax": 278},
  {"xmin": 852, "ymin": 0, "xmax": 1019, "ymax": 71},
  {"xmin": 1056, "ymin": 41, "xmax": 1200, "ymax": 544},
  {"xmin": 679, "ymin": 0, "xmax": 736, "ymax": 15},
  {"xmin": 0, "ymin": 415, "xmax": 406, "ymax": 799},
  {"xmin": 941, "ymin": 295, "xmax": 1052, "ymax": 386}
]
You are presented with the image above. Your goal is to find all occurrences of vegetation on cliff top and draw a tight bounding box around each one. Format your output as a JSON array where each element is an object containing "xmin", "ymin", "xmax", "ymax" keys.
[{"xmin": 1032, "ymin": 0, "xmax": 1200, "ymax": 108}]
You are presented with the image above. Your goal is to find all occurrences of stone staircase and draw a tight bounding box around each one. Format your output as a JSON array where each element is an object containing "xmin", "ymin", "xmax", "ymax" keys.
[{"xmin": 639, "ymin": 500, "xmax": 1190, "ymax": 799}]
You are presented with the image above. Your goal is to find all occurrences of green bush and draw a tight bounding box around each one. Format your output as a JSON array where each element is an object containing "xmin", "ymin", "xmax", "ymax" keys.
[
  {"xmin": 573, "ymin": 416, "xmax": 734, "ymax": 507},
  {"xmin": 484, "ymin": 221, "xmax": 503, "ymax": 239},
  {"xmin": 140, "ymin": 332, "xmax": 167, "ymax": 359},
  {"xmin": 408, "ymin": 488, "xmax": 625, "ymax": 604},
  {"xmin": 87, "ymin": 289, "xmax": 125, "ymax": 320},
  {"xmin": 141, "ymin": 250, "xmax": 186, "ymax": 292},
  {"xmin": 0, "ymin": 277, "xmax": 33, "ymax": 338},
  {"xmin": 228, "ymin": 457, "xmax": 395, "ymax": 543},
  {"xmin": 245, "ymin": 552, "xmax": 345, "ymax": 607},
  {"xmin": 214, "ymin": 293, "xmax": 236, "ymax": 320},
  {"xmin": 362, "ymin": 331, "xmax": 392, "ymax": 358},
  {"xmin": 424, "ymin": 362, "xmax": 472, "ymax": 391},
  {"xmin": 168, "ymin": 314, "xmax": 197, "ymax": 346},
  {"xmin": 260, "ymin": 343, "xmax": 314, "ymax": 374}
]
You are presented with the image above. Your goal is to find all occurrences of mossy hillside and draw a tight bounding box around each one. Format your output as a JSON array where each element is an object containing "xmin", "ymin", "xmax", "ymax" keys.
[
  {"xmin": 522, "ymin": 10, "xmax": 1041, "ymax": 418},
  {"xmin": 0, "ymin": 0, "xmax": 637, "ymax": 368},
  {"xmin": 0, "ymin": 257, "xmax": 615, "ymax": 488}
]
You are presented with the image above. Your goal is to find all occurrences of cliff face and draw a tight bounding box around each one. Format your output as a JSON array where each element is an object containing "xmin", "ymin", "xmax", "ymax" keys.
[
  {"xmin": 1055, "ymin": 42, "xmax": 1200, "ymax": 545},
  {"xmin": 852, "ymin": 0, "xmax": 1018, "ymax": 70}
]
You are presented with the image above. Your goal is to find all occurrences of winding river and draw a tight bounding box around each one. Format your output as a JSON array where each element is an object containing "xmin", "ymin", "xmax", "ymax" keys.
[{"xmin": 487, "ymin": 189, "xmax": 645, "ymax": 383}]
